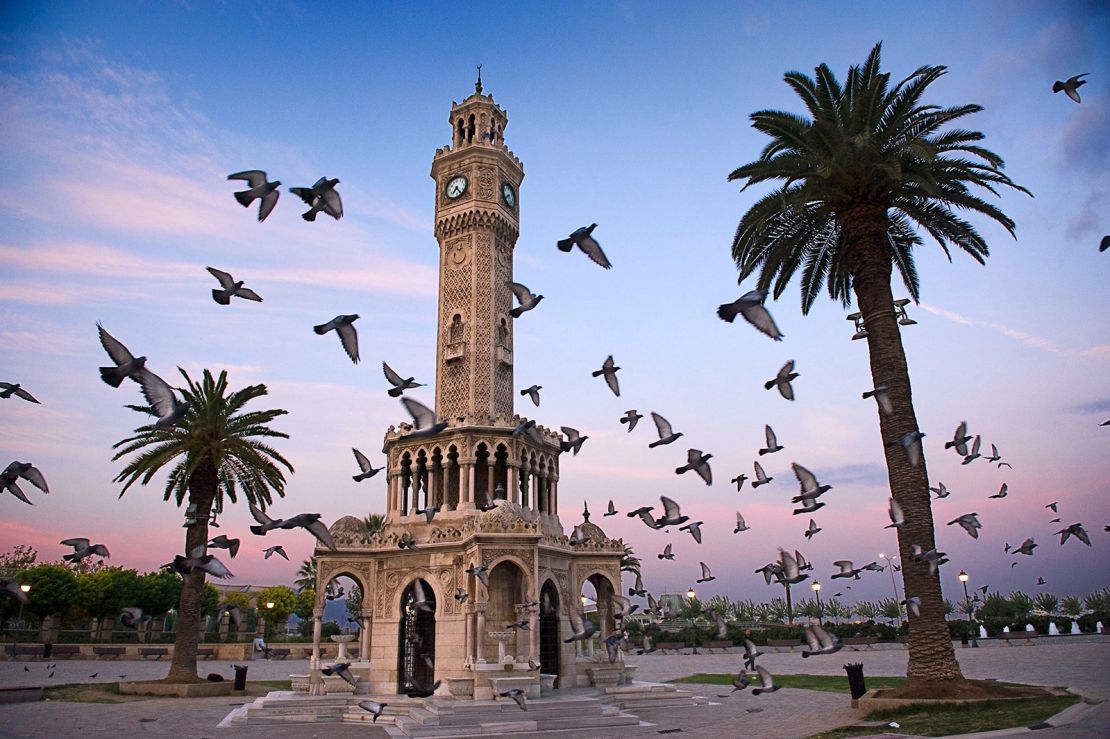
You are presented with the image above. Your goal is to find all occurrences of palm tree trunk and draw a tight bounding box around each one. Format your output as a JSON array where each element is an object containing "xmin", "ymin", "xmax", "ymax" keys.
[
  {"xmin": 846, "ymin": 214, "xmax": 964, "ymax": 686},
  {"xmin": 165, "ymin": 459, "xmax": 217, "ymax": 683}
]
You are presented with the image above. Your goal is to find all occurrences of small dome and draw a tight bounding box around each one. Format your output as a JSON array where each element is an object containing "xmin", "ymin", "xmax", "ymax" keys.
[{"xmin": 329, "ymin": 515, "xmax": 372, "ymax": 547}]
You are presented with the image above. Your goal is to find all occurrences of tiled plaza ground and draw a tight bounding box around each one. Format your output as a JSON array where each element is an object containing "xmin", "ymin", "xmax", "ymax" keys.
[{"xmin": 1, "ymin": 640, "xmax": 1107, "ymax": 738}]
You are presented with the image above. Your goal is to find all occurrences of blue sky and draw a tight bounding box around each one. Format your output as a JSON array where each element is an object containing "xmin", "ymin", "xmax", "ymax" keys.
[{"xmin": 1, "ymin": 1, "xmax": 1107, "ymax": 608}]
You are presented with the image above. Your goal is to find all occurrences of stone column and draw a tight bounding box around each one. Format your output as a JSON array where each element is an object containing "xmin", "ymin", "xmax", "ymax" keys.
[
  {"xmin": 464, "ymin": 606, "xmax": 474, "ymax": 662},
  {"xmin": 486, "ymin": 457, "xmax": 496, "ymax": 505},
  {"xmin": 459, "ymin": 460, "xmax": 475, "ymax": 509},
  {"xmin": 529, "ymin": 608, "xmax": 539, "ymax": 660},
  {"xmin": 550, "ymin": 474, "xmax": 559, "ymax": 516},
  {"xmin": 444, "ymin": 457, "xmax": 457, "ymax": 511},
  {"xmin": 311, "ymin": 607, "xmax": 324, "ymax": 666},
  {"xmin": 475, "ymin": 608, "xmax": 486, "ymax": 663},
  {"xmin": 519, "ymin": 460, "xmax": 530, "ymax": 508},
  {"xmin": 429, "ymin": 462, "xmax": 440, "ymax": 509},
  {"xmin": 359, "ymin": 608, "xmax": 373, "ymax": 663},
  {"xmin": 508, "ymin": 462, "xmax": 519, "ymax": 505}
]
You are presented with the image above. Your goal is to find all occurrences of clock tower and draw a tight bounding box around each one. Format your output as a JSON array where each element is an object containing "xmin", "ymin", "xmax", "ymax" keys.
[{"xmin": 429, "ymin": 73, "xmax": 524, "ymax": 424}]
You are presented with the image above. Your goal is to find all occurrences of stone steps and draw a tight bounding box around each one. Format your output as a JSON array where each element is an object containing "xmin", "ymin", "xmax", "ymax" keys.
[
  {"xmin": 391, "ymin": 695, "xmax": 640, "ymax": 737},
  {"xmin": 599, "ymin": 682, "xmax": 708, "ymax": 711}
]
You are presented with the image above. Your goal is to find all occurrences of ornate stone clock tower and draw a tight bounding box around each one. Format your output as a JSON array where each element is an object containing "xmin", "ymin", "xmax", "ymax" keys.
[{"xmin": 429, "ymin": 73, "xmax": 524, "ymax": 424}]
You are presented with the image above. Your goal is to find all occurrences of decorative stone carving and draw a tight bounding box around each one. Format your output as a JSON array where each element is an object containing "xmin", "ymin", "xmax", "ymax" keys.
[
  {"xmin": 482, "ymin": 547, "xmax": 535, "ymax": 572},
  {"xmin": 328, "ymin": 515, "xmax": 373, "ymax": 548}
]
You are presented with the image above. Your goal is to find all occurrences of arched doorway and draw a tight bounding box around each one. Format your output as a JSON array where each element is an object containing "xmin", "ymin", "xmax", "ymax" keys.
[
  {"xmin": 539, "ymin": 580, "xmax": 561, "ymax": 684},
  {"xmin": 397, "ymin": 578, "xmax": 436, "ymax": 694}
]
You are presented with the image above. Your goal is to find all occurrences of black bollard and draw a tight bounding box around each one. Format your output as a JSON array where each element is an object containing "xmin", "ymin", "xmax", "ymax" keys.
[
  {"xmin": 844, "ymin": 662, "xmax": 866, "ymax": 700},
  {"xmin": 961, "ymin": 632, "xmax": 969, "ymax": 646},
  {"xmin": 42, "ymin": 643, "xmax": 53, "ymax": 659},
  {"xmin": 233, "ymin": 664, "xmax": 248, "ymax": 691}
]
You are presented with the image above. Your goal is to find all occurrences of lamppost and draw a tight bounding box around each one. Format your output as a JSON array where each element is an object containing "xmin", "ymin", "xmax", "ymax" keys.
[
  {"xmin": 958, "ymin": 571, "xmax": 971, "ymax": 621},
  {"xmin": 264, "ymin": 601, "xmax": 275, "ymax": 640},
  {"xmin": 12, "ymin": 583, "xmax": 31, "ymax": 654},
  {"xmin": 686, "ymin": 587, "xmax": 696, "ymax": 601},
  {"xmin": 879, "ymin": 553, "xmax": 903, "ymax": 627},
  {"xmin": 811, "ymin": 581, "xmax": 822, "ymax": 625}
]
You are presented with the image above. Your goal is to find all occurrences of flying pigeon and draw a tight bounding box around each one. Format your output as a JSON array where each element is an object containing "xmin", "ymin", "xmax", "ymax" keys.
[
  {"xmin": 801, "ymin": 624, "xmax": 842, "ymax": 657},
  {"xmin": 506, "ymin": 281, "xmax": 543, "ymax": 317},
  {"xmin": 731, "ymin": 474, "xmax": 748, "ymax": 490},
  {"xmin": 696, "ymin": 561, "xmax": 715, "ymax": 583},
  {"xmin": 655, "ymin": 496, "xmax": 689, "ymax": 528},
  {"xmin": 134, "ymin": 368, "xmax": 191, "ymax": 429},
  {"xmin": 1, "ymin": 580, "xmax": 29, "ymax": 604},
  {"xmin": 804, "ymin": 518, "xmax": 821, "ymax": 539},
  {"xmin": 755, "ymin": 561, "xmax": 783, "ymax": 585},
  {"xmin": 205, "ymin": 267, "xmax": 262, "ymax": 305},
  {"xmin": 984, "ymin": 444, "xmax": 1002, "ymax": 464},
  {"xmin": 680, "ymin": 520, "xmax": 704, "ymax": 544},
  {"xmin": 351, "ymin": 448, "xmax": 383, "ymax": 482},
  {"xmin": 604, "ymin": 500, "xmax": 618, "ymax": 517},
  {"xmin": 0, "ymin": 382, "xmax": 40, "ymax": 404},
  {"xmin": 228, "ymin": 170, "xmax": 280, "ymax": 222},
  {"xmin": 1056, "ymin": 523, "xmax": 1091, "ymax": 547},
  {"xmin": 791, "ymin": 463, "xmax": 831, "ymax": 500},
  {"xmin": 734, "ymin": 512, "xmax": 751, "ymax": 533},
  {"xmin": 557, "ymin": 223, "xmax": 611, "ymax": 269},
  {"xmin": 207, "ymin": 535, "xmax": 240, "ymax": 558},
  {"xmin": 1037, "ymin": 576, "xmax": 1048, "ymax": 586},
  {"xmin": 945, "ymin": 421, "xmax": 971, "ymax": 456},
  {"xmin": 902, "ymin": 596, "xmax": 922, "ymax": 618},
  {"xmin": 263, "ymin": 545, "xmax": 288, "ymax": 560},
  {"xmin": 930, "ymin": 482, "xmax": 950, "ymax": 499},
  {"xmin": 832, "ymin": 561, "xmax": 864, "ymax": 580},
  {"xmin": 511, "ymin": 419, "xmax": 537, "ymax": 439},
  {"xmin": 520, "ymin": 385, "xmax": 542, "ymax": 406},
  {"xmin": 630, "ymin": 506, "xmax": 658, "ymax": 530},
  {"xmin": 793, "ymin": 491, "xmax": 826, "ymax": 516},
  {"xmin": 776, "ymin": 548, "xmax": 809, "ymax": 584},
  {"xmin": 466, "ymin": 564, "xmax": 490, "ymax": 588},
  {"xmin": 1053, "ymin": 73, "xmax": 1088, "ymax": 103},
  {"xmin": 405, "ymin": 678, "xmax": 441, "ymax": 698},
  {"xmin": 120, "ymin": 607, "xmax": 151, "ymax": 629},
  {"xmin": 764, "ymin": 360, "xmax": 798, "ymax": 400},
  {"xmin": 716, "ymin": 289, "xmax": 783, "ymax": 341},
  {"xmin": 1013, "ymin": 538, "xmax": 1037, "ymax": 556},
  {"xmin": 675, "ymin": 449, "xmax": 713, "ymax": 485},
  {"xmin": 886, "ymin": 498, "xmax": 905, "ymax": 529},
  {"xmin": 751, "ymin": 461, "xmax": 773, "ymax": 488},
  {"xmin": 314, "ymin": 315, "xmax": 360, "ymax": 364},
  {"xmin": 1, "ymin": 462, "xmax": 49, "ymax": 504},
  {"xmin": 658, "ymin": 543, "xmax": 675, "ymax": 560},
  {"xmin": 1045, "ymin": 502, "xmax": 1058, "ymax": 513},
  {"xmin": 560, "ymin": 426, "xmax": 587, "ymax": 455},
  {"xmin": 399, "ymin": 397, "xmax": 449, "ymax": 440},
  {"xmin": 947, "ymin": 513, "xmax": 982, "ymax": 539},
  {"xmin": 173, "ymin": 545, "xmax": 234, "ymax": 579},
  {"xmin": 620, "ymin": 409, "xmax": 642, "ymax": 431},
  {"xmin": 1101, "ymin": 236, "xmax": 1110, "ymax": 253},
  {"xmin": 751, "ymin": 665, "xmax": 781, "ymax": 695},
  {"xmin": 288, "ymin": 177, "xmax": 342, "ymax": 221},
  {"xmin": 382, "ymin": 362, "xmax": 423, "ymax": 397},
  {"xmin": 742, "ymin": 638, "xmax": 763, "ymax": 670},
  {"xmin": 96, "ymin": 323, "xmax": 147, "ymax": 388},
  {"xmin": 892, "ymin": 430, "xmax": 926, "ymax": 467},
  {"xmin": 628, "ymin": 573, "xmax": 647, "ymax": 597},
  {"xmin": 60, "ymin": 538, "xmax": 110, "ymax": 562},
  {"xmin": 989, "ymin": 483, "xmax": 1008, "ymax": 499},
  {"xmin": 564, "ymin": 606, "xmax": 598, "ymax": 643},
  {"xmin": 648, "ymin": 412, "xmax": 683, "ymax": 447},
  {"xmin": 358, "ymin": 700, "xmax": 387, "ymax": 723},
  {"xmin": 862, "ymin": 385, "xmax": 893, "ymax": 415},
  {"xmin": 454, "ymin": 588, "xmax": 469, "ymax": 603},
  {"xmin": 248, "ymin": 505, "xmax": 337, "ymax": 551},
  {"xmin": 960, "ymin": 434, "xmax": 982, "ymax": 464},
  {"xmin": 592, "ymin": 355, "xmax": 621, "ymax": 396},
  {"xmin": 322, "ymin": 662, "xmax": 357, "ymax": 687},
  {"xmin": 757, "ymin": 425, "xmax": 784, "ymax": 456},
  {"xmin": 409, "ymin": 579, "xmax": 434, "ymax": 613},
  {"xmin": 499, "ymin": 687, "xmax": 528, "ymax": 710}
]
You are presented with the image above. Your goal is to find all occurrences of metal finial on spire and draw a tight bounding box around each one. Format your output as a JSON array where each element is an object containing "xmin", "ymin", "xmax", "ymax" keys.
[
  {"xmin": 582, "ymin": 500, "xmax": 591, "ymax": 521},
  {"xmin": 475, "ymin": 64, "xmax": 483, "ymax": 94}
]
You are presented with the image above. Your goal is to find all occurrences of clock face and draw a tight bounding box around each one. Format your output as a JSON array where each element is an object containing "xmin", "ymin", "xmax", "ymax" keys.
[
  {"xmin": 445, "ymin": 175, "xmax": 468, "ymax": 199},
  {"xmin": 501, "ymin": 182, "xmax": 516, "ymax": 208}
]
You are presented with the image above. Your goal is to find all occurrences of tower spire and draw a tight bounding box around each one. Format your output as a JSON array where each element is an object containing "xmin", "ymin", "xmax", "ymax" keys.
[{"xmin": 475, "ymin": 64, "xmax": 483, "ymax": 94}]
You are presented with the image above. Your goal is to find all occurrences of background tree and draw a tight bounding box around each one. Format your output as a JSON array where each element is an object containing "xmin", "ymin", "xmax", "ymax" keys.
[
  {"xmin": 0, "ymin": 545, "xmax": 38, "ymax": 624},
  {"xmin": 136, "ymin": 571, "xmax": 183, "ymax": 621},
  {"xmin": 1060, "ymin": 596, "xmax": 1084, "ymax": 619},
  {"xmin": 1032, "ymin": 593, "xmax": 1060, "ymax": 616},
  {"xmin": 112, "ymin": 368, "xmax": 292, "ymax": 682},
  {"xmin": 728, "ymin": 43, "xmax": 1027, "ymax": 687},
  {"xmin": 255, "ymin": 585, "xmax": 298, "ymax": 638},
  {"xmin": 76, "ymin": 567, "xmax": 142, "ymax": 641},
  {"xmin": 878, "ymin": 598, "xmax": 904, "ymax": 625},
  {"xmin": 855, "ymin": 601, "xmax": 879, "ymax": 622},
  {"xmin": 1008, "ymin": 591, "xmax": 1035, "ymax": 621},
  {"xmin": 295, "ymin": 559, "xmax": 323, "ymax": 594}
]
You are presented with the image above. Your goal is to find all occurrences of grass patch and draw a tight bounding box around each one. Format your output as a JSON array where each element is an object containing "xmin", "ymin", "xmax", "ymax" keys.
[
  {"xmin": 250, "ymin": 679, "xmax": 293, "ymax": 690},
  {"xmin": 809, "ymin": 693, "xmax": 1079, "ymax": 737},
  {"xmin": 43, "ymin": 682, "xmax": 130, "ymax": 704},
  {"xmin": 671, "ymin": 673, "xmax": 907, "ymax": 693}
]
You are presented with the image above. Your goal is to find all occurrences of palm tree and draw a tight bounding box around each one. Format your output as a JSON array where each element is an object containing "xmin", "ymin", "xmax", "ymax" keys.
[
  {"xmin": 364, "ymin": 513, "xmax": 386, "ymax": 537},
  {"xmin": 619, "ymin": 546, "xmax": 642, "ymax": 578},
  {"xmin": 727, "ymin": 44, "xmax": 1028, "ymax": 687},
  {"xmin": 294, "ymin": 559, "xmax": 317, "ymax": 594},
  {"xmin": 112, "ymin": 369, "xmax": 292, "ymax": 682}
]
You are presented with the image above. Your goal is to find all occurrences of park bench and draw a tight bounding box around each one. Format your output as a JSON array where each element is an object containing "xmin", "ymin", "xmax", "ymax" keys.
[
  {"xmin": 196, "ymin": 648, "xmax": 215, "ymax": 660},
  {"xmin": 702, "ymin": 640, "xmax": 732, "ymax": 653},
  {"xmin": 655, "ymin": 641, "xmax": 686, "ymax": 654},
  {"xmin": 92, "ymin": 646, "xmax": 126, "ymax": 659},
  {"xmin": 269, "ymin": 648, "xmax": 291, "ymax": 660},
  {"xmin": 50, "ymin": 645, "xmax": 81, "ymax": 659},
  {"xmin": 767, "ymin": 639, "xmax": 802, "ymax": 650},
  {"xmin": 7, "ymin": 646, "xmax": 41, "ymax": 658},
  {"xmin": 841, "ymin": 636, "xmax": 879, "ymax": 650},
  {"xmin": 139, "ymin": 648, "xmax": 169, "ymax": 660}
]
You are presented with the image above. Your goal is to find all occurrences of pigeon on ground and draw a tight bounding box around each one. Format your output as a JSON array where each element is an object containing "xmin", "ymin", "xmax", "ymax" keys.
[
  {"xmin": 930, "ymin": 482, "xmax": 950, "ymax": 499},
  {"xmin": 648, "ymin": 412, "xmax": 683, "ymax": 448},
  {"xmin": 0, "ymin": 383, "xmax": 40, "ymax": 404},
  {"xmin": 947, "ymin": 513, "xmax": 982, "ymax": 539},
  {"xmin": 314, "ymin": 315, "xmax": 360, "ymax": 364},
  {"xmin": 228, "ymin": 170, "xmax": 280, "ymax": 222},
  {"xmin": 675, "ymin": 449, "xmax": 713, "ymax": 485},
  {"xmin": 466, "ymin": 564, "xmax": 490, "ymax": 588},
  {"xmin": 499, "ymin": 687, "xmax": 528, "ymax": 710},
  {"xmin": 263, "ymin": 545, "xmax": 288, "ymax": 560},
  {"xmin": 382, "ymin": 362, "xmax": 423, "ymax": 397},
  {"xmin": 604, "ymin": 500, "xmax": 618, "ymax": 517},
  {"xmin": 289, "ymin": 177, "xmax": 342, "ymax": 221},
  {"xmin": 742, "ymin": 638, "xmax": 763, "ymax": 670},
  {"xmin": 716, "ymin": 289, "xmax": 784, "ymax": 341},
  {"xmin": 248, "ymin": 505, "xmax": 337, "ymax": 551},
  {"xmin": 804, "ymin": 518, "xmax": 821, "ymax": 539},
  {"xmin": 322, "ymin": 662, "xmax": 357, "ymax": 687},
  {"xmin": 945, "ymin": 422, "xmax": 971, "ymax": 456},
  {"xmin": 696, "ymin": 561, "xmax": 715, "ymax": 583},
  {"xmin": 758, "ymin": 425, "xmax": 783, "ymax": 455},
  {"xmin": 801, "ymin": 624, "xmax": 842, "ymax": 657},
  {"xmin": 764, "ymin": 360, "xmax": 798, "ymax": 400},
  {"xmin": 1053, "ymin": 73, "xmax": 1088, "ymax": 103},
  {"xmin": 564, "ymin": 606, "xmax": 598, "ymax": 643},
  {"xmin": 173, "ymin": 545, "xmax": 234, "ymax": 579},
  {"xmin": 133, "ymin": 368, "xmax": 191, "ymax": 429},
  {"xmin": 731, "ymin": 474, "xmax": 748, "ymax": 490},
  {"xmin": 207, "ymin": 535, "xmax": 240, "ymax": 558},
  {"xmin": 680, "ymin": 521, "xmax": 704, "ymax": 544},
  {"xmin": 358, "ymin": 700, "xmax": 387, "ymax": 723},
  {"xmin": 862, "ymin": 385, "xmax": 893, "ymax": 415},
  {"xmin": 557, "ymin": 224, "xmax": 611, "ymax": 269},
  {"xmin": 1, "ymin": 580, "xmax": 29, "ymax": 603},
  {"xmin": 506, "ymin": 281, "xmax": 543, "ymax": 317},
  {"xmin": 560, "ymin": 426, "xmax": 587, "ymax": 455},
  {"xmin": 2, "ymin": 462, "xmax": 49, "ymax": 504},
  {"xmin": 832, "ymin": 561, "xmax": 864, "ymax": 580},
  {"xmin": 205, "ymin": 267, "xmax": 262, "ymax": 305},
  {"xmin": 520, "ymin": 385, "xmax": 542, "ymax": 406},
  {"xmin": 60, "ymin": 538, "xmax": 110, "ymax": 562},
  {"xmin": 658, "ymin": 543, "xmax": 675, "ymax": 560},
  {"xmin": 620, "ymin": 409, "xmax": 642, "ymax": 431},
  {"xmin": 891, "ymin": 430, "xmax": 926, "ymax": 467},
  {"xmin": 351, "ymin": 448, "xmax": 383, "ymax": 482},
  {"xmin": 96, "ymin": 323, "xmax": 147, "ymax": 388},
  {"xmin": 1013, "ymin": 538, "xmax": 1037, "ymax": 556},
  {"xmin": 119, "ymin": 607, "xmax": 151, "ymax": 629},
  {"xmin": 655, "ymin": 496, "xmax": 689, "ymax": 528},
  {"xmin": 734, "ymin": 512, "xmax": 751, "ymax": 534},
  {"xmin": 751, "ymin": 461, "xmax": 773, "ymax": 488},
  {"xmin": 989, "ymin": 483, "xmax": 1008, "ymax": 499},
  {"xmin": 886, "ymin": 498, "xmax": 906, "ymax": 529},
  {"xmin": 1056, "ymin": 523, "xmax": 1091, "ymax": 547},
  {"xmin": 751, "ymin": 666, "xmax": 781, "ymax": 695},
  {"xmin": 1046, "ymin": 502, "xmax": 1059, "ymax": 513},
  {"xmin": 592, "ymin": 355, "xmax": 621, "ymax": 396}
]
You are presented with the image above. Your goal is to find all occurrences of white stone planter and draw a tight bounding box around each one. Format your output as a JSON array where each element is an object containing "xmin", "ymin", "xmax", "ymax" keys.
[
  {"xmin": 539, "ymin": 673, "xmax": 556, "ymax": 694},
  {"xmin": 620, "ymin": 664, "xmax": 637, "ymax": 685},
  {"xmin": 587, "ymin": 665, "xmax": 622, "ymax": 688},
  {"xmin": 446, "ymin": 677, "xmax": 475, "ymax": 698},
  {"xmin": 290, "ymin": 674, "xmax": 310, "ymax": 693}
]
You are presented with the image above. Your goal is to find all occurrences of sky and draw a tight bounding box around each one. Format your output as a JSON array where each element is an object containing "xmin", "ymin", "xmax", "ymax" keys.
[{"xmin": 1, "ymin": 1, "xmax": 1108, "ymax": 612}]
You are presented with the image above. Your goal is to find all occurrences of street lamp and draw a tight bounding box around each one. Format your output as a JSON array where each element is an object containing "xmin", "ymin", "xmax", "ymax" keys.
[
  {"xmin": 686, "ymin": 587, "xmax": 696, "ymax": 601},
  {"xmin": 879, "ymin": 553, "xmax": 903, "ymax": 627},
  {"xmin": 958, "ymin": 570, "xmax": 971, "ymax": 621},
  {"xmin": 811, "ymin": 581, "xmax": 823, "ymax": 625},
  {"xmin": 12, "ymin": 583, "xmax": 31, "ymax": 654}
]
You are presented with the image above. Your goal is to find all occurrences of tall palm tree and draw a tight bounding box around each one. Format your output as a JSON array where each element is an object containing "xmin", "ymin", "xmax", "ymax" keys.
[
  {"xmin": 728, "ymin": 43, "xmax": 1028, "ymax": 687},
  {"xmin": 364, "ymin": 513, "xmax": 386, "ymax": 537},
  {"xmin": 295, "ymin": 559, "xmax": 317, "ymax": 594},
  {"xmin": 112, "ymin": 369, "xmax": 292, "ymax": 682}
]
